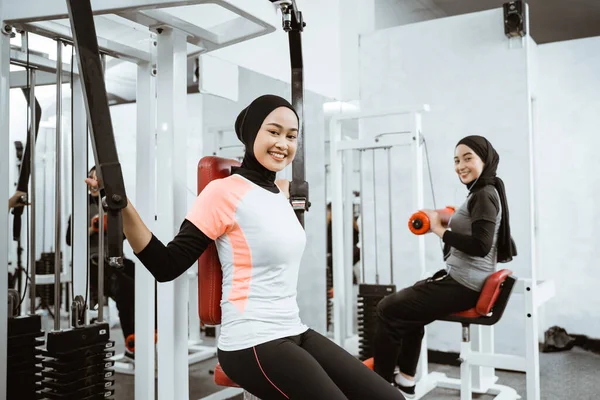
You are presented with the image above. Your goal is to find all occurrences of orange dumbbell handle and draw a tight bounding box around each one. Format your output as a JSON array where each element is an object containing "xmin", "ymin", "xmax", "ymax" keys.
[
  {"xmin": 408, "ymin": 206, "xmax": 455, "ymax": 235},
  {"xmin": 91, "ymin": 214, "xmax": 108, "ymax": 233}
]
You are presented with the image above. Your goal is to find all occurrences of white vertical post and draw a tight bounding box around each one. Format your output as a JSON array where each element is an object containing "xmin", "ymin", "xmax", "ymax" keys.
[
  {"xmin": 0, "ymin": 20, "xmax": 11, "ymax": 400},
  {"xmin": 525, "ymin": 282, "xmax": 540, "ymax": 400},
  {"xmin": 72, "ymin": 71, "xmax": 88, "ymax": 320},
  {"xmin": 411, "ymin": 112, "xmax": 428, "ymax": 380},
  {"xmin": 156, "ymin": 27, "xmax": 189, "ymax": 400},
  {"xmin": 330, "ymin": 117, "xmax": 346, "ymax": 346},
  {"xmin": 135, "ymin": 59, "xmax": 157, "ymax": 400},
  {"xmin": 343, "ymin": 149, "xmax": 354, "ymax": 337},
  {"xmin": 187, "ymin": 94, "xmax": 203, "ymax": 346}
]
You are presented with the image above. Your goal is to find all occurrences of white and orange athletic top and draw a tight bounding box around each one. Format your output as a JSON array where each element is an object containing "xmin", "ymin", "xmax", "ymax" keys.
[{"xmin": 136, "ymin": 174, "xmax": 309, "ymax": 351}]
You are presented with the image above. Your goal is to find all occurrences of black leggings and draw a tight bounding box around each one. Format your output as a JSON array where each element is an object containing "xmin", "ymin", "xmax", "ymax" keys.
[
  {"xmin": 218, "ymin": 329, "xmax": 405, "ymax": 400},
  {"xmin": 90, "ymin": 256, "xmax": 136, "ymax": 339},
  {"xmin": 373, "ymin": 270, "xmax": 480, "ymax": 382}
]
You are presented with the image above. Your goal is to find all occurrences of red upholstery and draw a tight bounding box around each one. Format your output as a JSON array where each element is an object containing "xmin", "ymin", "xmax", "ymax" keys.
[
  {"xmin": 197, "ymin": 156, "xmax": 241, "ymax": 325},
  {"xmin": 450, "ymin": 269, "xmax": 513, "ymax": 319},
  {"xmin": 214, "ymin": 362, "xmax": 240, "ymax": 387}
]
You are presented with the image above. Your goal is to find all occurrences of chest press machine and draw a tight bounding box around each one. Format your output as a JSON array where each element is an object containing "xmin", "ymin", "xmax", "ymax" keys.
[{"xmin": 195, "ymin": 2, "xmax": 308, "ymax": 399}]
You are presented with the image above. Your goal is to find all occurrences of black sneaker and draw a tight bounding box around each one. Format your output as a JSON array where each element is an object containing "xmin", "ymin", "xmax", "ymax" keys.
[{"xmin": 393, "ymin": 381, "xmax": 415, "ymax": 399}]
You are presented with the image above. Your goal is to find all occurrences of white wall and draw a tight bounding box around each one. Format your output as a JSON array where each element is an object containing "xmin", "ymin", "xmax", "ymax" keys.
[
  {"xmin": 534, "ymin": 36, "xmax": 600, "ymax": 338},
  {"xmin": 212, "ymin": 0, "xmax": 340, "ymax": 99},
  {"xmin": 212, "ymin": 0, "xmax": 375, "ymax": 101},
  {"xmin": 359, "ymin": 9, "xmax": 534, "ymax": 354}
]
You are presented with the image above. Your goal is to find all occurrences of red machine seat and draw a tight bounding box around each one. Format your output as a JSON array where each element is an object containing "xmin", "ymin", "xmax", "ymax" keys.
[
  {"xmin": 442, "ymin": 269, "xmax": 516, "ymax": 326},
  {"xmin": 214, "ymin": 362, "xmax": 239, "ymax": 388},
  {"xmin": 197, "ymin": 156, "xmax": 240, "ymax": 326},
  {"xmin": 196, "ymin": 157, "xmax": 243, "ymax": 388}
]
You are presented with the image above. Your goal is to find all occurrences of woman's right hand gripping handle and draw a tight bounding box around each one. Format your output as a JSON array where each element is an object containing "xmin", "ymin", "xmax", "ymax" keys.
[{"xmin": 85, "ymin": 176, "xmax": 152, "ymax": 253}]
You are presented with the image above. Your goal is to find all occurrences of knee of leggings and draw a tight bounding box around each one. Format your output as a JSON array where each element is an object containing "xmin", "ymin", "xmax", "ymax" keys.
[{"xmin": 376, "ymin": 295, "xmax": 393, "ymax": 320}]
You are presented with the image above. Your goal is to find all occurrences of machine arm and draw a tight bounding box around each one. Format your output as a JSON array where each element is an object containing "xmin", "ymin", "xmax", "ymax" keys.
[
  {"xmin": 12, "ymin": 89, "xmax": 42, "ymax": 241},
  {"xmin": 269, "ymin": 0, "xmax": 309, "ymax": 226},
  {"xmin": 65, "ymin": 0, "xmax": 127, "ymax": 267}
]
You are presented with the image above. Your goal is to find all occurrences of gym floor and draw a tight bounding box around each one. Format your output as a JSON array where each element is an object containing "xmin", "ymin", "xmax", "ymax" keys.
[{"xmin": 109, "ymin": 327, "xmax": 600, "ymax": 400}]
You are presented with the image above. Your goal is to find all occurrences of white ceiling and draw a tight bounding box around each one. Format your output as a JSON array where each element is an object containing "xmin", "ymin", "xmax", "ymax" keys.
[{"xmin": 377, "ymin": 0, "xmax": 600, "ymax": 44}]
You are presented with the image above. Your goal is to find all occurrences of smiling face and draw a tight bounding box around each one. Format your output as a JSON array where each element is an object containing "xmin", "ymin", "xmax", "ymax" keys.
[
  {"xmin": 253, "ymin": 107, "xmax": 299, "ymax": 172},
  {"xmin": 454, "ymin": 144, "xmax": 484, "ymax": 184}
]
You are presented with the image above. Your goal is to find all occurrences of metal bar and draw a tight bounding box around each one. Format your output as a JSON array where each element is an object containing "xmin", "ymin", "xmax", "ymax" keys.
[
  {"xmin": 329, "ymin": 111, "xmax": 346, "ymax": 346},
  {"xmin": 54, "ymin": 39, "xmax": 63, "ymax": 331},
  {"xmin": 4, "ymin": 0, "xmax": 279, "ymax": 27},
  {"xmin": 156, "ymin": 26, "xmax": 189, "ymax": 400},
  {"xmin": 135, "ymin": 59, "xmax": 157, "ymax": 400},
  {"xmin": 336, "ymin": 135, "xmax": 413, "ymax": 151},
  {"xmin": 98, "ymin": 195, "xmax": 104, "ymax": 322},
  {"xmin": 329, "ymin": 105, "xmax": 431, "ymax": 124},
  {"xmin": 371, "ymin": 150, "xmax": 379, "ymax": 284},
  {"xmin": 387, "ymin": 148, "xmax": 393, "ymax": 285},
  {"xmin": 10, "ymin": 48, "xmax": 77, "ymax": 74},
  {"xmin": 66, "ymin": 0, "xmax": 127, "ymax": 268},
  {"xmin": 358, "ymin": 150, "xmax": 365, "ymax": 283},
  {"xmin": 10, "ymin": 69, "xmax": 72, "ymax": 88},
  {"xmin": 289, "ymin": 26, "xmax": 307, "ymax": 224},
  {"xmin": 72, "ymin": 62, "xmax": 89, "ymax": 322},
  {"xmin": 1, "ymin": 22, "xmax": 12, "ymax": 400},
  {"xmin": 29, "ymin": 69, "xmax": 37, "ymax": 314},
  {"xmin": 14, "ymin": 21, "xmax": 152, "ymax": 63}
]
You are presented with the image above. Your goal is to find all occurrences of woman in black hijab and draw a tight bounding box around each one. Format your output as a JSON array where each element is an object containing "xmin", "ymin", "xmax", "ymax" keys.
[
  {"xmin": 87, "ymin": 94, "xmax": 405, "ymax": 400},
  {"xmin": 372, "ymin": 135, "xmax": 517, "ymax": 398}
]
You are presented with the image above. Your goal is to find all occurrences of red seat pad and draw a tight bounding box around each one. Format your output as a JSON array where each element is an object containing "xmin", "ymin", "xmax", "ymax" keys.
[
  {"xmin": 450, "ymin": 269, "xmax": 512, "ymax": 319},
  {"xmin": 197, "ymin": 156, "xmax": 241, "ymax": 325},
  {"xmin": 214, "ymin": 362, "xmax": 240, "ymax": 388}
]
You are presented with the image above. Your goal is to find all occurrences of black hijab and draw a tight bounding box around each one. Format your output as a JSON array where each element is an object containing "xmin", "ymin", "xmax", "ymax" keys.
[
  {"xmin": 232, "ymin": 95, "xmax": 298, "ymax": 194},
  {"xmin": 457, "ymin": 135, "xmax": 517, "ymax": 263}
]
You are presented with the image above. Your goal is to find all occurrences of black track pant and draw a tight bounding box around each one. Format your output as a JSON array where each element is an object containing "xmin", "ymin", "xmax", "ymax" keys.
[
  {"xmin": 373, "ymin": 270, "xmax": 480, "ymax": 382},
  {"xmin": 218, "ymin": 329, "xmax": 405, "ymax": 400}
]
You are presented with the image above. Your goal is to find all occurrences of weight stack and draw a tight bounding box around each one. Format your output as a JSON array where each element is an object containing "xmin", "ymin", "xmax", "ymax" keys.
[
  {"xmin": 357, "ymin": 283, "xmax": 396, "ymax": 361},
  {"xmin": 36, "ymin": 252, "xmax": 62, "ymax": 307},
  {"xmin": 7, "ymin": 314, "xmax": 45, "ymax": 400},
  {"xmin": 41, "ymin": 323, "xmax": 116, "ymax": 399}
]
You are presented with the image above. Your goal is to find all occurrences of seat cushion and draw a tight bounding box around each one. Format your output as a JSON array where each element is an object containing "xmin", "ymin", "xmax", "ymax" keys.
[
  {"xmin": 448, "ymin": 269, "xmax": 513, "ymax": 320},
  {"xmin": 214, "ymin": 362, "xmax": 240, "ymax": 388},
  {"xmin": 475, "ymin": 269, "xmax": 512, "ymax": 316}
]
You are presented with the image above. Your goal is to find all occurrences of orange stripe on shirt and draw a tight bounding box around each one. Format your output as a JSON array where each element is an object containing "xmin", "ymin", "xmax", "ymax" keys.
[{"xmin": 186, "ymin": 175, "xmax": 254, "ymax": 314}]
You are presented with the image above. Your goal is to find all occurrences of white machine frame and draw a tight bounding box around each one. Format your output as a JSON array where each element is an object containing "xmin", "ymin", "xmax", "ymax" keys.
[
  {"xmin": 329, "ymin": 106, "xmax": 555, "ymax": 400},
  {"xmin": 0, "ymin": 2, "xmax": 284, "ymax": 400}
]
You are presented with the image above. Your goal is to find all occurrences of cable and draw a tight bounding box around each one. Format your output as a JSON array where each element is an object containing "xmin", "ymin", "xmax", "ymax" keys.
[
  {"xmin": 17, "ymin": 33, "xmax": 32, "ymax": 311},
  {"xmin": 70, "ymin": 45, "xmax": 75, "ymax": 303},
  {"xmin": 422, "ymin": 135, "xmax": 437, "ymax": 210},
  {"xmin": 422, "ymin": 134, "xmax": 444, "ymax": 251}
]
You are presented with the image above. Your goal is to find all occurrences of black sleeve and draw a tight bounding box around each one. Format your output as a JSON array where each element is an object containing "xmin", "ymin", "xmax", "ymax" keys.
[
  {"xmin": 442, "ymin": 189, "xmax": 499, "ymax": 257},
  {"xmin": 134, "ymin": 219, "xmax": 213, "ymax": 282}
]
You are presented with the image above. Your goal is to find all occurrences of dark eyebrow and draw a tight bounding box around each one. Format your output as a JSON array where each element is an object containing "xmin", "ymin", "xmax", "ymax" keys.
[
  {"xmin": 266, "ymin": 122, "xmax": 298, "ymax": 132},
  {"xmin": 454, "ymin": 152, "xmax": 473, "ymax": 160}
]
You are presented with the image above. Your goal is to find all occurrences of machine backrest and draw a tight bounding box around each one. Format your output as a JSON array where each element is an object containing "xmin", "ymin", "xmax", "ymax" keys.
[
  {"xmin": 476, "ymin": 269, "xmax": 515, "ymax": 316},
  {"xmin": 197, "ymin": 156, "xmax": 241, "ymax": 325}
]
